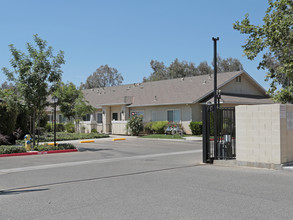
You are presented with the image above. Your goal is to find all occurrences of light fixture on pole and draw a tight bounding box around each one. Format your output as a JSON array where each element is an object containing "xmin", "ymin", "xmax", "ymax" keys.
[{"xmin": 52, "ymin": 96, "xmax": 58, "ymax": 147}]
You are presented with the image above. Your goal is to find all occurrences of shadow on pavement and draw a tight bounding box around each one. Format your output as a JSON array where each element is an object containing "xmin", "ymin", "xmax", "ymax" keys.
[{"xmin": 0, "ymin": 188, "xmax": 49, "ymax": 196}]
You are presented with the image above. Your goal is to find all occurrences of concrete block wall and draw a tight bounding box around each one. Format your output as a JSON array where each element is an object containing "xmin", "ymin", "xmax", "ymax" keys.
[{"xmin": 236, "ymin": 104, "xmax": 293, "ymax": 167}]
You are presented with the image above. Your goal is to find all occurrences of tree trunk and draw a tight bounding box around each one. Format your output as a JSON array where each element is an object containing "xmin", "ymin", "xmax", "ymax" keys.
[{"xmin": 32, "ymin": 110, "xmax": 36, "ymax": 149}]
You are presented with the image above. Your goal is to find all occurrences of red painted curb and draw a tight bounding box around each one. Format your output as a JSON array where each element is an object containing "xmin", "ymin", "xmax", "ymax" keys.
[{"xmin": 0, "ymin": 149, "xmax": 78, "ymax": 158}]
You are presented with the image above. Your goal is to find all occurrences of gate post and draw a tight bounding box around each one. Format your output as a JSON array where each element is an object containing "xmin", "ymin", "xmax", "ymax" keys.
[{"xmin": 202, "ymin": 105, "xmax": 208, "ymax": 163}]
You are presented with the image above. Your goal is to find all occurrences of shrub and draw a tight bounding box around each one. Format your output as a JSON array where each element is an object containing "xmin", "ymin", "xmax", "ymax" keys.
[
  {"xmin": 65, "ymin": 122, "xmax": 75, "ymax": 133},
  {"xmin": 126, "ymin": 115, "xmax": 143, "ymax": 136},
  {"xmin": 152, "ymin": 121, "xmax": 168, "ymax": 134},
  {"xmin": 0, "ymin": 104, "xmax": 17, "ymax": 135},
  {"xmin": 91, "ymin": 128, "xmax": 98, "ymax": 133},
  {"xmin": 0, "ymin": 145, "xmax": 26, "ymax": 154},
  {"xmin": 144, "ymin": 122, "xmax": 154, "ymax": 134},
  {"xmin": 38, "ymin": 132, "xmax": 109, "ymax": 142},
  {"xmin": 189, "ymin": 121, "xmax": 203, "ymax": 135},
  {"xmin": 56, "ymin": 123, "xmax": 65, "ymax": 132},
  {"xmin": 45, "ymin": 123, "xmax": 52, "ymax": 132},
  {"xmin": 34, "ymin": 143, "xmax": 76, "ymax": 151}
]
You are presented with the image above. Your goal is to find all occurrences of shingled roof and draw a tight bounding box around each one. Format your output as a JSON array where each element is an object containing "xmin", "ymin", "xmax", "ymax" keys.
[{"xmin": 82, "ymin": 71, "xmax": 270, "ymax": 108}]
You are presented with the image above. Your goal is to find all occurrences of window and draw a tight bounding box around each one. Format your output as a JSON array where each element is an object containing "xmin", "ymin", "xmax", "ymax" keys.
[
  {"xmin": 130, "ymin": 111, "xmax": 144, "ymax": 117},
  {"xmin": 97, "ymin": 113, "xmax": 103, "ymax": 123},
  {"xmin": 167, "ymin": 110, "xmax": 180, "ymax": 122},
  {"xmin": 236, "ymin": 76, "xmax": 241, "ymax": 82},
  {"xmin": 59, "ymin": 115, "xmax": 67, "ymax": 123},
  {"xmin": 83, "ymin": 114, "xmax": 91, "ymax": 121},
  {"xmin": 151, "ymin": 110, "xmax": 165, "ymax": 122},
  {"xmin": 112, "ymin": 112, "xmax": 118, "ymax": 121}
]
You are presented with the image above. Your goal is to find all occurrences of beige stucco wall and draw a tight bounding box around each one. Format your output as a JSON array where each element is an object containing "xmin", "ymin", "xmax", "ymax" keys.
[
  {"xmin": 221, "ymin": 76, "xmax": 263, "ymax": 96},
  {"xmin": 191, "ymin": 103, "xmax": 202, "ymax": 122},
  {"xmin": 236, "ymin": 104, "xmax": 293, "ymax": 167},
  {"xmin": 129, "ymin": 104, "xmax": 193, "ymax": 134}
]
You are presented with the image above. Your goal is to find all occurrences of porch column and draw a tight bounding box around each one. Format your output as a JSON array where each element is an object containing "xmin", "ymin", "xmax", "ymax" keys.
[
  {"xmin": 121, "ymin": 106, "xmax": 128, "ymax": 121},
  {"xmin": 102, "ymin": 107, "xmax": 111, "ymax": 133},
  {"xmin": 89, "ymin": 113, "xmax": 97, "ymax": 133},
  {"xmin": 124, "ymin": 107, "xmax": 130, "ymax": 121}
]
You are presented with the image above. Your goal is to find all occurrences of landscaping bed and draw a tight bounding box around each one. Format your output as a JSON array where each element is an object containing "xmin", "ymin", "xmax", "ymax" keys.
[
  {"xmin": 39, "ymin": 132, "xmax": 109, "ymax": 142},
  {"xmin": 0, "ymin": 143, "xmax": 78, "ymax": 156}
]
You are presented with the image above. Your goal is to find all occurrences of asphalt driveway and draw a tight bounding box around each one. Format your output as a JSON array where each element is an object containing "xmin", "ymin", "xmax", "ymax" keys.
[{"xmin": 1, "ymin": 137, "xmax": 293, "ymax": 219}]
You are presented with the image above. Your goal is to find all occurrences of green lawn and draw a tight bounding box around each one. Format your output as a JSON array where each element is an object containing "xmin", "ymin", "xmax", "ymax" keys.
[{"xmin": 139, "ymin": 134, "xmax": 184, "ymax": 139}]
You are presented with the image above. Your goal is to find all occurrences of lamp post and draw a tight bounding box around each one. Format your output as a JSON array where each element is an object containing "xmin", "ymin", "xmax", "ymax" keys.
[
  {"xmin": 212, "ymin": 37, "xmax": 219, "ymax": 159},
  {"xmin": 51, "ymin": 109, "xmax": 54, "ymax": 132},
  {"xmin": 52, "ymin": 96, "xmax": 58, "ymax": 146}
]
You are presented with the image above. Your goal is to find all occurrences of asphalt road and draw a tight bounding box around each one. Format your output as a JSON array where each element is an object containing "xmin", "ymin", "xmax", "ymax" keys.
[{"xmin": 1, "ymin": 137, "xmax": 293, "ymax": 220}]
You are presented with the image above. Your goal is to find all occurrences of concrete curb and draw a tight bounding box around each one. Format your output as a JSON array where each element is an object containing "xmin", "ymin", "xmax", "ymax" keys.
[
  {"xmin": 0, "ymin": 149, "xmax": 78, "ymax": 158},
  {"xmin": 112, "ymin": 138, "xmax": 126, "ymax": 141}
]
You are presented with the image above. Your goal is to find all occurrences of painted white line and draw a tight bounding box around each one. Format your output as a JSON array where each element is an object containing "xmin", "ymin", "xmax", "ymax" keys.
[{"xmin": 0, "ymin": 150, "xmax": 201, "ymax": 174}]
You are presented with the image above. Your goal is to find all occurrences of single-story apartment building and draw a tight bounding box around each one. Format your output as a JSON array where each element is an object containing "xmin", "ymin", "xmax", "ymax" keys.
[{"xmin": 47, "ymin": 70, "xmax": 274, "ymax": 134}]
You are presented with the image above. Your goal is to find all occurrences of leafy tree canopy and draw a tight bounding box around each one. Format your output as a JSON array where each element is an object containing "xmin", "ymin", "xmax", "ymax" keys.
[
  {"xmin": 2, "ymin": 34, "xmax": 65, "ymax": 146},
  {"xmin": 81, "ymin": 65, "xmax": 123, "ymax": 89},
  {"xmin": 143, "ymin": 57, "xmax": 243, "ymax": 82},
  {"xmin": 54, "ymin": 82, "xmax": 93, "ymax": 120},
  {"xmin": 233, "ymin": 0, "xmax": 293, "ymax": 103},
  {"xmin": 2, "ymin": 34, "xmax": 65, "ymax": 110}
]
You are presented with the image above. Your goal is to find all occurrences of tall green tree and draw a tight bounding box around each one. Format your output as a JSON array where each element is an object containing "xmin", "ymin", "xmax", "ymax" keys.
[
  {"xmin": 81, "ymin": 65, "xmax": 123, "ymax": 89},
  {"xmin": 197, "ymin": 61, "xmax": 213, "ymax": 76},
  {"xmin": 217, "ymin": 56, "xmax": 243, "ymax": 73},
  {"xmin": 168, "ymin": 58, "xmax": 199, "ymax": 78},
  {"xmin": 143, "ymin": 60, "xmax": 168, "ymax": 82},
  {"xmin": 143, "ymin": 57, "xmax": 243, "ymax": 82},
  {"xmin": 2, "ymin": 34, "xmax": 65, "ymax": 147},
  {"xmin": 233, "ymin": 0, "xmax": 293, "ymax": 103},
  {"xmin": 54, "ymin": 82, "xmax": 93, "ymax": 132}
]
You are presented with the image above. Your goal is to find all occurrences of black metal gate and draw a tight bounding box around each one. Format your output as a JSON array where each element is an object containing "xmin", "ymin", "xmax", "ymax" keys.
[{"xmin": 202, "ymin": 105, "xmax": 236, "ymax": 163}]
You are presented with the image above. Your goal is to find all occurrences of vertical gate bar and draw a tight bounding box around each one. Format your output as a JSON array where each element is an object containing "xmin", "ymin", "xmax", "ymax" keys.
[
  {"xmin": 233, "ymin": 108, "xmax": 236, "ymax": 158},
  {"xmin": 202, "ymin": 105, "xmax": 207, "ymax": 163}
]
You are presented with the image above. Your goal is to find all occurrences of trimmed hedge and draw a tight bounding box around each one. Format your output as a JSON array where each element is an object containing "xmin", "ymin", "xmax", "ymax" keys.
[
  {"xmin": 144, "ymin": 122, "xmax": 154, "ymax": 134},
  {"xmin": 189, "ymin": 121, "xmax": 203, "ymax": 135},
  {"xmin": 152, "ymin": 121, "xmax": 168, "ymax": 134},
  {"xmin": 39, "ymin": 132, "xmax": 109, "ymax": 142},
  {"xmin": 0, "ymin": 143, "xmax": 76, "ymax": 154},
  {"xmin": 0, "ymin": 145, "xmax": 26, "ymax": 154},
  {"xmin": 34, "ymin": 143, "xmax": 76, "ymax": 151}
]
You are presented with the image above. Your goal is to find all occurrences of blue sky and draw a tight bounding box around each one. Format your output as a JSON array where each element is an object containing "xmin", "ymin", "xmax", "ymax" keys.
[{"xmin": 0, "ymin": 0, "xmax": 270, "ymax": 89}]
